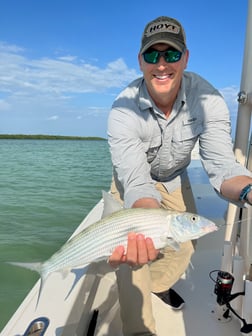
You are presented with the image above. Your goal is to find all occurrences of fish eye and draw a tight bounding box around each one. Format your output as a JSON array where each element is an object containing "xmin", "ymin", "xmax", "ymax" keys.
[{"xmin": 190, "ymin": 215, "xmax": 198, "ymax": 222}]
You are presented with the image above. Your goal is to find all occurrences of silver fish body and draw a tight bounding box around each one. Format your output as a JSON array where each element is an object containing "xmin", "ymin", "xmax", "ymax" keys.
[
  {"xmin": 43, "ymin": 208, "xmax": 199, "ymax": 275},
  {"xmin": 16, "ymin": 208, "xmax": 217, "ymax": 275},
  {"xmin": 8, "ymin": 207, "xmax": 218, "ymax": 305}
]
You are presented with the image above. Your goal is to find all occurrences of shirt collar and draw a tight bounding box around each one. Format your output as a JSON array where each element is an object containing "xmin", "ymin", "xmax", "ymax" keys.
[{"xmin": 138, "ymin": 79, "xmax": 153, "ymax": 111}]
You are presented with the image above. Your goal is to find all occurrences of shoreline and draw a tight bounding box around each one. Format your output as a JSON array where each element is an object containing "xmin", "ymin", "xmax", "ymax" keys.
[{"xmin": 0, "ymin": 134, "xmax": 106, "ymax": 141}]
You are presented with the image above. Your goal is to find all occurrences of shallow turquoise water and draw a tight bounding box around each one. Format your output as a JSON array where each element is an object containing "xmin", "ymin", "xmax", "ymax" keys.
[{"xmin": 0, "ymin": 139, "xmax": 112, "ymax": 330}]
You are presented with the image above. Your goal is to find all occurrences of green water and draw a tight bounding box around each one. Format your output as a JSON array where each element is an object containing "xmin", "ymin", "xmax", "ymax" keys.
[{"xmin": 0, "ymin": 139, "xmax": 112, "ymax": 330}]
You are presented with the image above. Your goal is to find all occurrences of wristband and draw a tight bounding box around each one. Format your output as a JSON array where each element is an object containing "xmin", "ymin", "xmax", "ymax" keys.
[{"xmin": 239, "ymin": 183, "xmax": 252, "ymax": 204}]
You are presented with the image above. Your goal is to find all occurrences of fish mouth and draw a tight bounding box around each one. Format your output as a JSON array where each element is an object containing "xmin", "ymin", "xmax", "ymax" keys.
[{"xmin": 204, "ymin": 224, "xmax": 218, "ymax": 232}]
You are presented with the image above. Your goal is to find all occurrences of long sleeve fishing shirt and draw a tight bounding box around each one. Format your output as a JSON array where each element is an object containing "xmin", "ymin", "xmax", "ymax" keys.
[{"xmin": 108, "ymin": 71, "xmax": 251, "ymax": 208}]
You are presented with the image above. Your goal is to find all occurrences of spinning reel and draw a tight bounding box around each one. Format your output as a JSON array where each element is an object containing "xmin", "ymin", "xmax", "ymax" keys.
[{"xmin": 210, "ymin": 270, "xmax": 252, "ymax": 334}]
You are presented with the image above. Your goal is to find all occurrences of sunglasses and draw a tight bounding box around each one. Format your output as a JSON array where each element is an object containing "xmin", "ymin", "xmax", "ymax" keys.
[{"xmin": 142, "ymin": 48, "xmax": 183, "ymax": 64}]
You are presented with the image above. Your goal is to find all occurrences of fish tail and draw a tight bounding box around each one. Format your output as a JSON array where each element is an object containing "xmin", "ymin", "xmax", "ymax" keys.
[
  {"xmin": 36, "ymin": 275, "xmax": 46, "ymax": 309},
  {"xmin": 7, "ymin": 261, "xmax": 46, "ymax": 309},
  {"xmin": 7, "ymin": 261, "xmax": 43, "ymax": 274}
]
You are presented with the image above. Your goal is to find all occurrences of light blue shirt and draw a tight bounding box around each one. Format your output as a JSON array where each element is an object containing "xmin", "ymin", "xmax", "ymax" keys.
[{"xmin": 108, "ymin": 71, "xmax": 251, "ymax": 208}]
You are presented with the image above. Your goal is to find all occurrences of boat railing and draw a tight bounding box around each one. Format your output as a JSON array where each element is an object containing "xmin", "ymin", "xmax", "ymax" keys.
[{"xmin": 220, "ymin": 0, "xmax": 252, "ymax": 327}]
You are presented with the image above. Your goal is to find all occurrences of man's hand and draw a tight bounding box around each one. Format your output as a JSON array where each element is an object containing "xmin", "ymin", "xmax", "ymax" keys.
[{"xmin": 109, "ymin": 232, "xmax": 159, "ymax": 269}]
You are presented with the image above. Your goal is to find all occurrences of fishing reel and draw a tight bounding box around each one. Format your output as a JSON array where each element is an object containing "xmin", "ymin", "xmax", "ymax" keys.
[
  {"xmin": 210, "ymin": 270, "xmax": 252, "ymax": 334},
  {"xmin": 212, "ymin": 270, "xmax": 235, "ymax": 305}
]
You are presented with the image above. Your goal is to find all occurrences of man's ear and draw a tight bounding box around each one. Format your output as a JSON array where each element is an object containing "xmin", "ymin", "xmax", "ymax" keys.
[
  {"xmin": 183, "ymin": 49, "xmax": 189, "ymax": 69},
  {"xmin": 138, "ymin": 53, "xmax": 143, "ymax": 72}
]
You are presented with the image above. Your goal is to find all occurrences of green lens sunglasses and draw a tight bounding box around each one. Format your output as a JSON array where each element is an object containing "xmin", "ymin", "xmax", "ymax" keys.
[{"xmin": 143, "ymin": 48, "xmax": 183, "ymax": 64}]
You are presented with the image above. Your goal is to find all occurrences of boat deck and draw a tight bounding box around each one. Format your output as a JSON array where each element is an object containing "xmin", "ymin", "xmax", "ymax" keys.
[{"xmin": 1, "ymin": 160, "xmax": 245, "ymax": 335}]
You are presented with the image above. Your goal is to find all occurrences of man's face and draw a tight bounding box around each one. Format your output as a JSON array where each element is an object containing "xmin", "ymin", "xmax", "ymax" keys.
[{"xmin": 138, "ymin": 43, "xmax": 189, "ymax": 104}]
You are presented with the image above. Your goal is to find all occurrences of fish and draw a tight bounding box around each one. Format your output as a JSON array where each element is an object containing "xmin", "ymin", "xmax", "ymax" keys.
[{"xmin": 8, "ymin": 191, "xmax": 218, "ymax": 305}]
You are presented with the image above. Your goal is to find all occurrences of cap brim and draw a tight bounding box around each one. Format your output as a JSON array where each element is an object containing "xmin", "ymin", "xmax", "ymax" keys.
[{"xmin": 140, "ymin": 39, "xmax": 185, "ymax": 54}]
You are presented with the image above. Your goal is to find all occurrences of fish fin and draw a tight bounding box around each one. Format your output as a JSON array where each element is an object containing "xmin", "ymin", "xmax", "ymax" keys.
[
  {"xmin": 161, "ymin": 238, "xmax": 180, "ymax": 251},
  {"xmin": 101, "ymin": 190, "xmax": 122, "ymax": 218},
  {"xmin": 189, "ymin": 261, "xmax": 194, "ymax": 270},
  {"xmin": 65, "ymin": 266, "xmax": 89, "ymax": 300},
  {"xmin": 159, "ymin": 233, "xmax": 180, "ymax": 251},
  {"xmin": 59, "ymin": 268, "xmax": 70, "ymax": 279},
  {"xmin": 169, "ymin": 240, "xmax": 180, "ymax": 251}
]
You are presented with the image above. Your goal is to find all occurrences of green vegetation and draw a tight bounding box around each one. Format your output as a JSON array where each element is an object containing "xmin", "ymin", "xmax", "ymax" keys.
[{"xmin": 0, "ymin": 134, "xmax": 106, "ymax": 140}]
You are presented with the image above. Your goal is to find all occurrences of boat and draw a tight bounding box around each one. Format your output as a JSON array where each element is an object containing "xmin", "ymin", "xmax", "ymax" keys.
[{"xmin": 2, "ymin": 1, "xmax": 252, "ymax": 335}]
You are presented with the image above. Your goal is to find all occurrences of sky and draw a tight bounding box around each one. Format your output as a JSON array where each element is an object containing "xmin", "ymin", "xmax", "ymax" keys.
[{"xmin": 0, "ymin": 0, "xmax": 249, "ymax": 138}]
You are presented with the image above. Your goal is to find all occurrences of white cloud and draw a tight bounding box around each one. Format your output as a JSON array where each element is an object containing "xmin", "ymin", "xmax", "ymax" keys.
[
  {"xmin": 0, "ymin": 41, "xmax": 24, "ymax": 53},
  {"xmin": 0, "ymin": 41, "xmax": 140, "ymax": 125},
  {"xmin": 0, "ymin": 99, "xmax": 11, "ymax": 111},
  {"xmin": 47, "ymin": 115, "xmax": 59, "ymax": 120},
  {"xmin": 86, "ymin": 106, "xmax": 109, "ymax": 116},
  {"xmin": 57, "ymin": 55, "xmax": 77, "ymax": 62},
  {"xmin": 219, "ymin": 85, "xmax": 239, "ymax": 120},
  {"xmin": 219, "ymin": 85, "xmax": 242, "ymax": 139},
  {"xmin": 220, "ymin": 86, "xmax": 239, "ymax": 108},
  {"xmin": 0, "ymin": 41, "xmax": 242, "ymax": 137},
  {"xmin": 0, "ymin": 42, "xmax": 138, "ymax": 97}
]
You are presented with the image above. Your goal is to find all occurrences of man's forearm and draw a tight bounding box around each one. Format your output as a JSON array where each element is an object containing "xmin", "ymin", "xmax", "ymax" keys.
[{"xmin": 220, "ymin": 175, "xmax": 252, "ymax": 204}]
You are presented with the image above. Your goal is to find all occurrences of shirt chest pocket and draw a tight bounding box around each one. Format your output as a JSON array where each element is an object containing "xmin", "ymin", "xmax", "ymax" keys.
[
  {"xmin": 145, "ymin": 134, "xmax": 162, "ymax": 163},
  {"xmin": 171, "ymin": 122, "xmax": 202, "ymax": 161}
]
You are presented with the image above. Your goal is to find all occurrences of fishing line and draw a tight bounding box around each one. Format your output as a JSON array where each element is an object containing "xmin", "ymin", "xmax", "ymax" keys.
[{"xmin": 215, "ymin": 215, "xmax": 252, "ymax": 229}]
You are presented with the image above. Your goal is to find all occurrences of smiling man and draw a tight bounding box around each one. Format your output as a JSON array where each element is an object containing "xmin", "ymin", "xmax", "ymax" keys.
[{"xmin": 107, "ymin": 16, "xmax": 252, "ymax": 336}]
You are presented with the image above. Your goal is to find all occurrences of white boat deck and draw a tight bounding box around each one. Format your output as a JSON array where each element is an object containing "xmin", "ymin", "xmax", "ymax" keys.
[{"xmin": 1, "ymin": 160, "xmax": 248, "ymax": 336}]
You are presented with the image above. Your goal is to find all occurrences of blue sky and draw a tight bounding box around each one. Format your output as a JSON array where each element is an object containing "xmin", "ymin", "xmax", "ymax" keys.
[{"xmin": 0, "ymin": 0, "xmax": 249, "ymax": 138}]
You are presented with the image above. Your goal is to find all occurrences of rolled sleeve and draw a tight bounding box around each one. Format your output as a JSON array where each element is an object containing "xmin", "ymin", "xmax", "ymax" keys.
[
  {"xmin": 199, "ymin": 92, "xmax": 252, "ymax": 192},
  {"xmin": 108, "ymin": 106, "xmax": 161, "ymax": 208}
]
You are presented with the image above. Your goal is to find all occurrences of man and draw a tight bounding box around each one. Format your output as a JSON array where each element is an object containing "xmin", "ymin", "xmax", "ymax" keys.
[{"xmin": 107, "ymin": 16, "xmax": 252, "ymax": 336}]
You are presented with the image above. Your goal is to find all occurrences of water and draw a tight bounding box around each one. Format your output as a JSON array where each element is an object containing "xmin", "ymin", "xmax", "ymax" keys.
[{"xmin": 0, "ymin": 139, "xmax": 112, "ymax": 331}]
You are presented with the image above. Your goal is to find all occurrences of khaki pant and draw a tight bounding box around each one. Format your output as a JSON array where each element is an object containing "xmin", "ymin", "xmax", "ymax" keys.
[{"xmin": 110, "ymin": 179, "xmax": 197, "ymax": 336}]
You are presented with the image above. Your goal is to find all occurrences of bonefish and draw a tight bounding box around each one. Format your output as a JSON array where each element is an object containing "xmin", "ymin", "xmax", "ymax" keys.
[{"xmin": 8, "ymin": 202, "xmax": 218, "ymax": 305}]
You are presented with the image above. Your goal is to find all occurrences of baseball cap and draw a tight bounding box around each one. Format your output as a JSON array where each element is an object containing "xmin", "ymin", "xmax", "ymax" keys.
[{"xmin": 140, "ymin": 16, "xmax": 187, "ymax": 54}]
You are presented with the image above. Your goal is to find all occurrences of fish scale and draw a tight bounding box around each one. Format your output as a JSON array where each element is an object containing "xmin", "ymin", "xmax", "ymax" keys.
[
  {"xmin": 43, "ymin": 208, "xmax": 172, "ymax": 273},
  {"xmin": 8, "ymin": 207, "xmax": 218, "ymax": 305}
]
